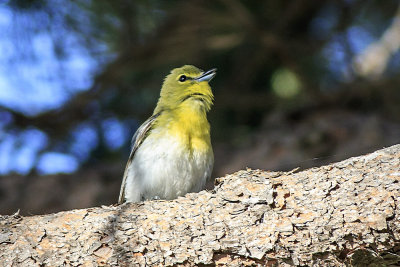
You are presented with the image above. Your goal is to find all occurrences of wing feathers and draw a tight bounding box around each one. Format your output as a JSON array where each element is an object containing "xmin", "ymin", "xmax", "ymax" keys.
[{"xmin": 118, "ymin": 112, "xmax": 161, "ymax": 203}]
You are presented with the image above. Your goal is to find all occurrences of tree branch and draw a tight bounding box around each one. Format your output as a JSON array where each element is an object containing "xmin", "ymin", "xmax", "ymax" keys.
[{"xmin": 1, "ymin": 144, "xmax": 400, "ymax": 266}]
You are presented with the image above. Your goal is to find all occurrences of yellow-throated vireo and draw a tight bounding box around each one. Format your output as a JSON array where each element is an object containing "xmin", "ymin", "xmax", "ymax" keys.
[{"xmin": 119, "ymin": 65, "xmax": 216, "ymax": 203}]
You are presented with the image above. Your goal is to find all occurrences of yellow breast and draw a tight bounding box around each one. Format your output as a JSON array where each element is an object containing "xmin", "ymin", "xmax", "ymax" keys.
[{"xmin": 165, "ymin": 104, "xmax": 212, "ymax": 154}]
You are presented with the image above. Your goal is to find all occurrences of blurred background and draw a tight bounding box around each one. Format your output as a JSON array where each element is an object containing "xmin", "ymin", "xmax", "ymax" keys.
[{"xmin": 0, "ymin": 0, "xmax": 399, "ymax": 215}]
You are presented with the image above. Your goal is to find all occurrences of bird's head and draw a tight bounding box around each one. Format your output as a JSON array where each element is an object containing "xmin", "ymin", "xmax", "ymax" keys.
[{"xmin": 155, "ymin": 65, "xmax": 216, "ymax": 113}]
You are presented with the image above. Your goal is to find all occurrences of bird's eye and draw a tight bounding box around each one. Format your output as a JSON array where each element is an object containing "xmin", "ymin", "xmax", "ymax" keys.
[{"xmin": 179, "ymin": 75, "xmax": 187, "ymax": 82}]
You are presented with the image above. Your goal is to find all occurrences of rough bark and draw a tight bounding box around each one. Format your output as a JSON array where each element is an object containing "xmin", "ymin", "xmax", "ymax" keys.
[{"xmin": 1, "ymin": 145, "xmax": 400, "ymax": 266}]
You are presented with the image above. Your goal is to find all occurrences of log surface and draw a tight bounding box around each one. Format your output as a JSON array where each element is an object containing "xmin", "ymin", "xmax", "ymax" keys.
[{"xmin": 1, "ymin": 145, "xmax": 400, "ymax": 266}]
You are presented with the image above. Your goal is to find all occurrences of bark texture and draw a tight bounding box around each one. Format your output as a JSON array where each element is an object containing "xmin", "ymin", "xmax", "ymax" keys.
[{"xmin": 1, "ymin": 144, "xmax": 400, "ymax": 266}]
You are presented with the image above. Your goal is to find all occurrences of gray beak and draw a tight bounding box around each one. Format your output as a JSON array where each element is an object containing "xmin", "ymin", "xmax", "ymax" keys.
[{"xmin": 195, "ymin": 68, "xmax": 217, "ymax": 82}]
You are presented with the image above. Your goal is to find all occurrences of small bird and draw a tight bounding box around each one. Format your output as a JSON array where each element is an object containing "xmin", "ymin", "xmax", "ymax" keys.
[{"xmin": 118, "ymin": 65, "xmax": 216, "ymax": 203}]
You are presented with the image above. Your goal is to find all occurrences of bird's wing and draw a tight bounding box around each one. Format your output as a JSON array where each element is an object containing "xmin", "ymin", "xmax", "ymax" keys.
[{"xmin": 118, "ymin": 112, "xmax": 161, "ymax": 203}]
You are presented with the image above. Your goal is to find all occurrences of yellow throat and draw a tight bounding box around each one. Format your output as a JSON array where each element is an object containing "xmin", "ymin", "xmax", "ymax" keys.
[{"xmin": 153, "ymin": 65, "xmax": 216, "ymax": 153}]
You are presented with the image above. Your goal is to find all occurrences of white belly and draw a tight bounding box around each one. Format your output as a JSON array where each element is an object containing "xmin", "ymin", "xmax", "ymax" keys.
[{"xmin": 124, "ymin": 133, "xmax": 213, "ymax": 202}]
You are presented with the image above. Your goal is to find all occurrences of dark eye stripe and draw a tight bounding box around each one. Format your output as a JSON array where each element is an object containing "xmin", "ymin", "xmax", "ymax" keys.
[{"xmin": 178, "ymin": 75, "xmax": 195, "ymax": 82}]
